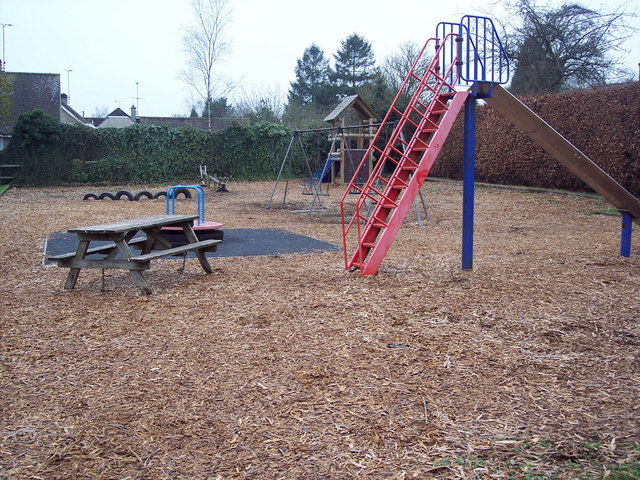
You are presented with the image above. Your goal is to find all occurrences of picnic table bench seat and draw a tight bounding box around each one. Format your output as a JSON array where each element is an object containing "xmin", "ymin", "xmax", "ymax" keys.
[
  {"xmin": 129, "ymin": 239, "xmax": 220, "ymax": 262},
  {"xmin": 48, "ymin": 237, "xmax": 149, "ymax": 261}
]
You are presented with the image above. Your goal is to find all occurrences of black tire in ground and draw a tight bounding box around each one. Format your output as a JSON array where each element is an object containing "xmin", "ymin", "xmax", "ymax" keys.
[
  {"xmin": 83, "ymin": 193, "xmax": 99, "ymax": 200},
  {"xmin": 114, "ymin": 189, "xmax": 134, "ymax": 201},
  {"xmin": 173, "ymin": 187, "xmax": 193, "ymax": 199},
  {"xmin": 134, "ymin": 190, "xmax": 153, "ymax": 201},
  {"xmin": 153, "ymin": 191, "xmax": 167, "ymax": 199},
  {"xmin": 98, "ymin": 192, "xmax": 115, "ymax": 200}
]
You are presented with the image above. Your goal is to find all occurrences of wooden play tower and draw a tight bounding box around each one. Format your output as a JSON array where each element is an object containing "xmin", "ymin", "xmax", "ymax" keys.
[{"xmin": 323, "ymin": 94, "xmax": 379, "ymax": 186}]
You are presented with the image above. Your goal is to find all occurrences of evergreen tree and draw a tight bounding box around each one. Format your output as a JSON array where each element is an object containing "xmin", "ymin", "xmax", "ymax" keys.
[
  {"xmin": 356, "ymin": 70, "xmax": 395, "ymax": 120},
  {"xmin": 250, "ymin": 99, "xmax": 280, "ymax": 124},
  {"xmin": 333, "ymin": 33, "xmax": 376, "ymax": 95},
  {"xmin": 288, "ymin": 44, "xmax": 334, "ymax": 107},
  {"xmin": 8, "ymin": 109, "xmax": 63, "ymax": 185},
  {"xmin": 202, "ymin": 97, "xmax": 232, "ymax": 118}
]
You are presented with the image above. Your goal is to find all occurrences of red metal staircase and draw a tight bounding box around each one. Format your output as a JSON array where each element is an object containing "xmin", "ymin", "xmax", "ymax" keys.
[{"xmin": 340, "ymin": 34, "xmax": 469, "ymax": 275}]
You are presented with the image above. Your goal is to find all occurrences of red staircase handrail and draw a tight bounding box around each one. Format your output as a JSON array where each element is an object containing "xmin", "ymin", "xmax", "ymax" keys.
[{"xmin": 340, "ymin": 33, "xmax": 462, "ymax": 270}]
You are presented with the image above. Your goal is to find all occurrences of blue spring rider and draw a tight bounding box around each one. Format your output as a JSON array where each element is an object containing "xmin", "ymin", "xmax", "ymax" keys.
[{"xmin": 163, "ymin": 185, "xmax": 223, "ymax": 241}]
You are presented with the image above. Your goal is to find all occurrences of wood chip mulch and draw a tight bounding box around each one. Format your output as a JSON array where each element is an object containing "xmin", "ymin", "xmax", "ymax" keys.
[{"xmin": 1, "ymin": 180, "xmax": 639, "ymax": 479}]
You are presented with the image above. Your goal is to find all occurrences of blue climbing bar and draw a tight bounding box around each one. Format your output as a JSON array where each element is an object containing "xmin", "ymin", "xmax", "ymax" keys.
[{"xmin": 166, "ymin": 185, "xmax": 205, "ymax": 224}]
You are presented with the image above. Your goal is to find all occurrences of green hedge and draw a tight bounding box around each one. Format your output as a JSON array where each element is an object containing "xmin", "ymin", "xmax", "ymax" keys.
[{"xmin": 2, "ymin": 112, "xmax": 324, "ymax": 186}]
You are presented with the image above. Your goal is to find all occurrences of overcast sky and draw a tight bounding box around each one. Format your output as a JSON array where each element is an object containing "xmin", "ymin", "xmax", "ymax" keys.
[{"xmin": 3, "ymin": 0, "xmax": 639, "ymax": 118}]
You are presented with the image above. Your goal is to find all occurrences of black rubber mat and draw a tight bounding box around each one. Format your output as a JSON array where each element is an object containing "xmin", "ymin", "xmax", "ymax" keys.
[{"xmin": 44, "ymin": 228, "xmax": 340, "ymax": 262}]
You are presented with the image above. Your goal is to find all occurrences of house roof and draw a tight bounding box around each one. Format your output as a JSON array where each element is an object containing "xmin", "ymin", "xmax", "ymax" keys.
[
  {"xmin": 97, "ymin": 115, "xmax": 135, "ymax": 128},
  {"xmin": 90, "ymin": 107, "xmax": 135, "ymax": 128},
  {"xmin": 108, "ymin": 107, "xmax": 131, "ymax": 117},
  {"xmin": 86, "ymin": 111, "xmax": 249, "ymax": 131},
  {"xmin": 324, "ymin": 94, "xmax": 379, "ymax": 123},
  {"xmin": 61, "ymin": 101, "xmax": 92, "ymax": 127}
]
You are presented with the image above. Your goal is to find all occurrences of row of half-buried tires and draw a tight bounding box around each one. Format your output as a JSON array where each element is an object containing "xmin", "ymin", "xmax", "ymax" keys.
[{"xmin": 83, "ymin": 188, "xmax": 193, "ymax": 201}]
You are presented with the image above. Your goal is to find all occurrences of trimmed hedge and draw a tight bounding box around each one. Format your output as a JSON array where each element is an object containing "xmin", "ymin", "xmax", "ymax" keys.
[
  {"xmin": 3, "ymin": 119, "xmax": 300, "ymax": 185},
  {"xmin": 1, "ymin": 115, "xmax": 335, "ymax": 186},
  {"xmin": 433, "ymin": 82, "xmax": 640, "ymax": 197}
]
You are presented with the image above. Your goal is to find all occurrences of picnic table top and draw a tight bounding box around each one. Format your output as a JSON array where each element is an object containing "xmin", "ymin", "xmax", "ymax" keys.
[{"xmin": 68, "ymin": 214, "xmax": 200, "ymax": 235}]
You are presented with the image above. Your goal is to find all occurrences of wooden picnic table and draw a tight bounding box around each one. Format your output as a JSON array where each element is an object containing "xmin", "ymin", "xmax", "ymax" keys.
[{"xmin": 48, "ymin": 214, "xmax": 221, "ymax": 294}]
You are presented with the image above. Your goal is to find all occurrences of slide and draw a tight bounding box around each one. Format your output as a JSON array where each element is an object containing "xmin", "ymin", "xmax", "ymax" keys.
[{"xmin": 482, "ymin": 83, "xmax": 640, "ymax": 226}]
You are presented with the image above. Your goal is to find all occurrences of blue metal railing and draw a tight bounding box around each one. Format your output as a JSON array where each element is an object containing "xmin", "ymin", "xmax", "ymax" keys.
[
  {"xmin": 434, "ymin": 22, "xmax": 461, "ymax": 86},
  {"xmin": 436, "ymin": 15, "xmax": 510, "ymax": 87},
  {"xmin": 166, "ymin": 185, "xmax": 205, "ymax": 225}
]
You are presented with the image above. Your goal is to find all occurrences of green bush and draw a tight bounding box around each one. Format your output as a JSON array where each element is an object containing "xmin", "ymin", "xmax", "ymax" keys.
[
  {"xmin": 4, "ymin": 113, "xmax": 295, "ymax": 186},
  {"xmin": 7, "ymin": 109, "xmax": 63, "ymax": 186}
]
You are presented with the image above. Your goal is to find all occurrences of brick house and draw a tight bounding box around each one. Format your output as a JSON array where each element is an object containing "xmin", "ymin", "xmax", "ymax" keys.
[{"xmin": 0, "ymin": 71, "xmax": 92, "ymax": 150}]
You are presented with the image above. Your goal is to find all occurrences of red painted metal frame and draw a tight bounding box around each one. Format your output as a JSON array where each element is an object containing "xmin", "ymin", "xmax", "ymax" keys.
[
  {"xmin": 340, "ymin": 33, "xmax": 463, "ymax": 274},
  {"xmin": 361, "ymin": 90, "xmax": 469, "ymax": 275}
]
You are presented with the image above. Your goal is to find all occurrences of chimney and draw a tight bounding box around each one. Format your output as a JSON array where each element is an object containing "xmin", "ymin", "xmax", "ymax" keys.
[
  {"xmin": 131, "ymin": 105, "xmax": 137, "ymax": 120},
  {"xmin": 61, "ymin": 93, "xmax": 68, "ymax": 105}
]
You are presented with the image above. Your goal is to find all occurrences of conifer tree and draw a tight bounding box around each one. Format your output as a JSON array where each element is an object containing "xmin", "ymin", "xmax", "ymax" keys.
[
  {"xmin": 333, "ymin": 33, "xmax": 376, "ymax": 95},
  {"xmin": 288, "ymin": 44, "xmax": 334, "ymax": 107}
]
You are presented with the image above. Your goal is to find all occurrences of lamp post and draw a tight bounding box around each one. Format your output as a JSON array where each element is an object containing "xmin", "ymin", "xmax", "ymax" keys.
[
  {"xmin": 65, "ymin": 69, "xmax": 72, "ymax": 102},
  {"xmin": 1, "ymin": 23, "xmax": 13, "ymax": 72}
]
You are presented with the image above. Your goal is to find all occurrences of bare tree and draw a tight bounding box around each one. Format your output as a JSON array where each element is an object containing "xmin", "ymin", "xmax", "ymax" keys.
[
  {"xmin": 234, "ymin": 83, "xmax": 286, "ymax": 123},
  {"xmin": 91, "ymin": 106, "xmax": 109, "ymax": 118},
  {"xmin": 500, "ymin": 0, "xmax": 637, "ymax": 93},
  {"xmin": 381, "ymin": 41, "xmax": 432, "ymax": 93},
  {"xmin": 181, "ymin": 0, "xmax": 233, "ymax": 129}
]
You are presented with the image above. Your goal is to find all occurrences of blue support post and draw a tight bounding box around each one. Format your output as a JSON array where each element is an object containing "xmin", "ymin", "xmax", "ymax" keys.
[
  {"xmin": 462, "ymin": 95, "xmax": 476, "ymax": 270},
  {"xmin": 619, "ymin": 210, "xmax": 632, "ymax": 257}
]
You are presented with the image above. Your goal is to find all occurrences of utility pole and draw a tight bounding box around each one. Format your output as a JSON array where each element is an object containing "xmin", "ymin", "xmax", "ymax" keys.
[
  {"xmin": 133, "ymin": 81, "xmax": 144, "ymax": 114},
  {"xmin": 1, "ymin": 23, "xmax": 13, "ymax": 72},
  {"xmin": 65, "ymin": 69, "xmax": 72, "ymax": 102}
]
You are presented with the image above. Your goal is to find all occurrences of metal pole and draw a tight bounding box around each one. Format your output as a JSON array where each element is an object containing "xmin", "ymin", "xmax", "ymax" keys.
[
  {"xmin": 619, "ymin": 210, "xmax": 632, "ymax": 257},
  {"xmin": 294, "ymin": 122, "xmax": 385, "ymax": 135},
  {"xmin": 308, "ymin": 133, "xmax": 339, "ymax": 214},
  {"xmin": 398, "ymin": 130, "xmax": 428, "ymax": 225},
  {"xmin": 461, "ymin": 95, "xmax": 476, "ymax": 270},
  {"xmin": 297, "ymin": 133, "xmax": 315, "ymax": 179},
  {"xmin": 267, "ymin": 133, "xmax": 296, "ymax": 209},
  {"xmin": 65, "ymin": 69, "xmax": 72, "ymax": 102},
  {"xmin": 1, "ymin": 23, "xmax": 13, "ymax": 71}
]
